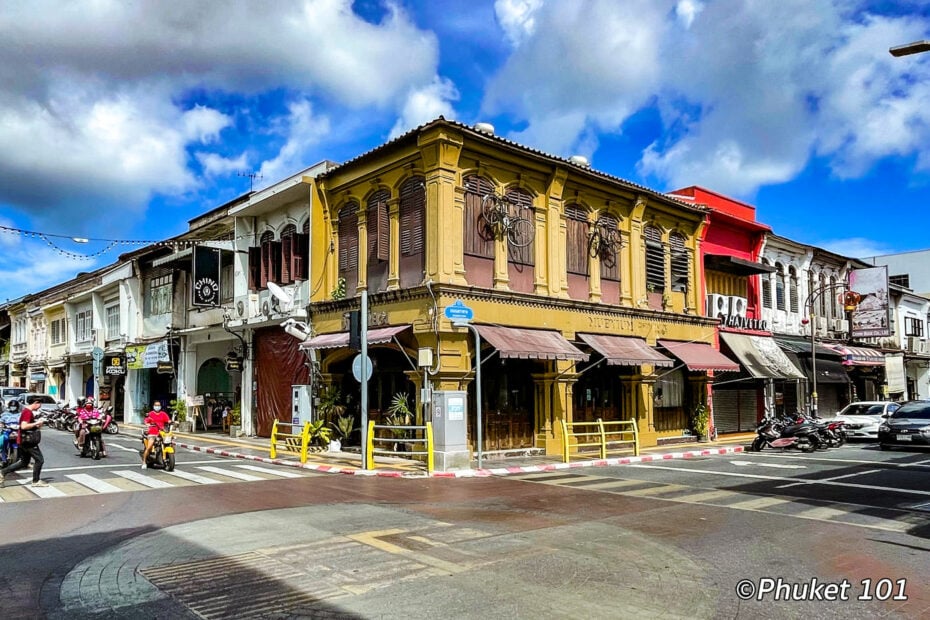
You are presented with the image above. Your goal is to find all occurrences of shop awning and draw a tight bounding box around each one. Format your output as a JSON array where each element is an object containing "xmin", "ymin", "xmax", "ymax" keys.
[
  {"xmin": 474, "ymin": 325, "xmax": 588, "ymax": 362},
  {"xmin": 578, "ymin": 334, "xmax": 674, "ymax": 367},
  {"xmin": 773, "ymin": 336, "xmax": 841, "ymax": 358},
  {"xmin": 300, "ymin": 325, "xmax": 409, "ymax": 350},
  {"xmin": 151, "ymin": 247, "xmax": 193, "ymax": 268},
  {"xmin": 824, "ymin": 344, "xmax": 885, "ymax": 366},
  {"xmin": 705, "ymin": 254, "xmax": 777, "ymax": 276},
  {"xmin": 657, "ymin": 340, "xmax": 740, "ymax": 372},
  {"xmin": 719, "ymin": 332, "xmax": 806, "ymax": 379},
  {"xmin": 798, "ymin": 357, "xmax": 850, "ymax": 384}
]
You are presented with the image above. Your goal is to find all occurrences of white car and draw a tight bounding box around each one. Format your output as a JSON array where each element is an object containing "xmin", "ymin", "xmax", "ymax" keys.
[{"xmin": 831, "ymin": 401, "xmax": 900, "ymax": 439}]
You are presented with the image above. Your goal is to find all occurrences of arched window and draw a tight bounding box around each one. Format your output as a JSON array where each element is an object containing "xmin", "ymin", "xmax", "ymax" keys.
[
  {"xmin": 338, "ymin": 203, "xmax": 359, "ymax": 296},
  {"xmin": 669, "ymin": 232, "xmax": 688, "ymax": 292},
  {"xmin": 819, "ymin": 273, "xmax": 828, "ymax": 317},
  {"xmin": 644, "ymin": 225, "xmax": 665, "ymax": 291},
  {"xmin": 565, "ymin": 204, "xmax": 588, "ymax": 276},
  {"xmin": 505, "ymin": 187, "xmax": 534, "ymax": 266},
  {"xmin": 775, "ymin": 262, "xmax": 786, "ymax": 311},
  {"xmin": 259, "ymin": 230, "xmax": 279, "ymax": 287},
  {"xmin": 463, "ymin": 175, "xmax": 495, "ymax": 259},
  {"xmin": 830, "ymin": 275, "xmax": 839, "ymax": 318},
  {"xmin": 761, "ymin": 259, "xmax": 773, "ymax": 308},
  {"xmin": 597, "ymin": 214, "xmax": 620, "ymax": 281},
  {"xmin": 789, "ymin": 266, "xmax": 799, "ymax": 313}
]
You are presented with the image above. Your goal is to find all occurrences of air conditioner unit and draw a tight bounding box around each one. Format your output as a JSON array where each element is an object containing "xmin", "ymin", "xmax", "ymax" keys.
[
  {"xmin": 728, "ymin": 296, "xmax": 748, "ymax": 318},
  {"xmin": 706, "ymin": 294, "xmax": 728, "ymax": 318},
  {"xmin": 248, "ymin": 293, "xmax": 260, "ymax": 316},
  {"xmin": 908, "ymin": 336, "xmax": 922, "ymax": 353},
  {"xmin": 831, "ymin": 318, "xmax": 845, "ymax": 333},
  {"xmin": 816, "ymin": 316, "xmax": 828, "ymax": 333},
  {"xmin": 838, "ymin": 319, "xmax": 849, "ymax": 332}
]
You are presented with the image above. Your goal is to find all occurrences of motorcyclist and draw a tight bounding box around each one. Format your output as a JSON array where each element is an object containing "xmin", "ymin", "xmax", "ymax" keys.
[
  {"xmin": 0, "ymin": 400, "xmax": 20, "ymax": 466},
  {"xmin": 76, "ymin": 397, "xmax": 107, "ymax": 457},
  {"xmin": 141, "ymin": 400, "xmax": 170, "ymax": 469}
]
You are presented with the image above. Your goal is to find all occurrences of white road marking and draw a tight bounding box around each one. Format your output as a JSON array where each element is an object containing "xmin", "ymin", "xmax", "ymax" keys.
[
  {"xmin": 197, "ymin": 466, "xmax": 264, "ymax": 482},
  {"xmin": 742, "ymin": 453, "xmax": 930, "ymax": 468},
  {"xmin": 17, "ymin": 479, "xmax": 67, "ymax": 498},
  {"xmin": 629, "ymin": 463, "xmax": 930, "ymax": 496},
  {"xmin": 235, "ymin": 464, "xmax": 303, "ymax": 478},
  {"xmin": 776, "ymin": 469, "xmax": 881, "ymax": 489},
  {"xmin": 161, "ymin": 469, "xmax": 221, "ymax": 485},
  {"xmin": 731, "ymin": 460, "xmax": 806, "ymax": 469},
  {"xmin": 43, "ymin": 459, "xmax": 239, "ymax": 473},
  {"xmin": 107, "ymin": 444, "xmax": 138, "ymax": 453},
  {"xmin": 65, "ymin": 473, "xmax": 122, "ymax": 493},
  {"xmin": 113, "ymin": 470, "xmax": 174, "ymax": 488}
]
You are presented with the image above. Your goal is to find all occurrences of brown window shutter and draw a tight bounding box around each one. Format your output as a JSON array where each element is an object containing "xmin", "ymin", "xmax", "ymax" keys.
[
  {"xmin": 565, "ymin": 204, "xmax": 588, "ymax": 275},
  {"xmin": 598, "ymin": 214, "xmax": 620, "ymax": 281},
  {"xmin": 248, "ymin": 246, "xmax": 261, "ymax": 291},
  {"xmin": 270, "ymin": 240, "xmax": 282, "ymax": 284},
  {"xmin": 505, "ymin": 187, "xmax": 534, "ymax": 266},
  {"xmin": 280, "ymin": 225, "xmax": 296, "ymax": 284},
  {"xmin": 367, "ymin": 190, "xmax": 390, "ymax": 263},
  {"xmin": 644, "ymin": 225, "xmax": 665, "ymax": 290},
  {"xmin": 464, "ymin": 175, "xmax": 495, "ymax": 258},
  {"xmin": 400, "ymin": 178, "xmax": 425, "ymax": 256},
  {"xmin": 338, "ymin": 204, "xmax": 359, "ymax": 279},
  {"xmin": 292, "ymin": 233, "xmax": 309, "ymax": 280}
]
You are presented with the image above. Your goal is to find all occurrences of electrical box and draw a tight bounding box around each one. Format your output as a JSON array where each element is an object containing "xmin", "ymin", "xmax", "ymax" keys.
[
  {"xmin": 292, "ymin": 385, "xmax": 313, "ymax": 427},
  {"xmin": 431, "ymin": 390, "xmax": 469, "ymax": 471}
]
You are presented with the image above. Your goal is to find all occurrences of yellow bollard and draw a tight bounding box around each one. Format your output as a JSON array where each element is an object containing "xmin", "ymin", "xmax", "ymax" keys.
[
  {"xmin": 366, "ymin": 420, "xmax": 375, "ymax": 470},
  {"xmin": 631, "ymin": 418, "xmax": 640, "ymax": 456},
  {"xmin": 300, "ymin": 421, "xmax": 311, "ymax": 464},
  {"xmin": 270, "ymin": 420, "xmax": 278, "ymax": 459},
  {"xmin": 426, "ymin": 421, "xmax": 434, "ymax": 474},
  {"xmin": 560, "ymin": 419, "xmax": 570, "ymax": 464},
  {"xmin": 597, "ymin": 418, "xmax": 607, "ymax": 459}
]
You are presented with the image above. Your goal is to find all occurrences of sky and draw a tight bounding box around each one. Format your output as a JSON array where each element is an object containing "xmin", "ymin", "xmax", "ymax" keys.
[{"xmin": 1, "ymin": 0, "xmax": 930, "ymax": 301}]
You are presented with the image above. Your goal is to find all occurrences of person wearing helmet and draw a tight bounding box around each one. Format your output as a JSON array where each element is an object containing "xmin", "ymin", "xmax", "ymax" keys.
[
  {"xmin": 0, "ymin": 400, "xmax": 20, "ymax": 466},
  {"xmin": 75, "ymin": 397, "xmax": 108, "ymax": 458}
]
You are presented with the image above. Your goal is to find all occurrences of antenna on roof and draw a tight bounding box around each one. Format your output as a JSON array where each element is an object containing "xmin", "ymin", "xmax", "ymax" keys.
[{"xmin": 238, "ymin": 170, "xmax": 263, "ymax": 192}]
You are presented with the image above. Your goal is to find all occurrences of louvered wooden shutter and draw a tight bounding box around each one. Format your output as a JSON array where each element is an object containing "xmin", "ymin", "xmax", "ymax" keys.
[
  {"xmin": 400, "ymin": 179, "xmax": 425, "ymax": 256},
  {"xmin": 338, "ymin": 204, "xmax": 359, "ymax": 279},
  {"xmin": 506, "ymin": 188, "xmax": 534, "ymax": 266},
  {"xmin": 565, "ymin": 204, "xmax": 588, "ymax": 275},
  {"xmin": 598, "ymin": 214, "xmax": 620, "ymax": 281},
  {"xmin": 644, "ymin": 225, "xmax": 665, "ymax": 290},
  {"xmin": 248, "ymin": 246, "xmax": 261, "ymax": 291},
  {"xmin": 669, "ymin": 232, "xmax": 688, "ymax": 292},
  {"xmin": 367, "ymin": 190, "xmax": 390, "ymax": 263},
  {"xmin": 292, "ymin": 233, "xmax": 308, "ymax": 280},
  {"xmin": 280, "ymin": 225, "xmax": 296, "ymax": 284},
  {"xmin": 464, "ymin": 175, "xmax": 495, "ymax": 258}
]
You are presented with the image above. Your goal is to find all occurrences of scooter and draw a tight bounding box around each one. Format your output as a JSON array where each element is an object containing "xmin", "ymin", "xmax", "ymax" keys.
[
  {"xmin": 103, "ymin": 406, "xmax": 119, "ymax": 434},
  {"xmin": 74, "ymin": 413, "xmax": 106, "ymax": 459},
  {"xmin": 751, "ymin": 416, "xmax": 821, "ymax": 453},
  {"xmin": 140, "ymin": 420, "xmax": 176, "ymax": 471},
  {"xmin": 0, "ymin": 420, "xmax": 18, "ymax": 467}
]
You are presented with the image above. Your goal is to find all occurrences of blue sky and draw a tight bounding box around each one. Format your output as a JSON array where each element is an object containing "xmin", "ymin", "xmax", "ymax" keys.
[{"xmin": 1, "ymin": 0, "xmax": 929, "ymax": 301}]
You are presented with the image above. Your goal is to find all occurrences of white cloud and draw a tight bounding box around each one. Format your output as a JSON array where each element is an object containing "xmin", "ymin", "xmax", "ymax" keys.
[
  {"xmin": 818, "ymin": 237, "xmax": 894, "ymax": 259},
  {"xmin": 495, "ymin": 0, "xmax": 545, "ymax": 46},
  {"xmin": 257, "ymin": 100, "xmax": 331, "ymax": 184},
  {"xmin": 181, "ymin": 106, "xmax": 232, "ymax": 144},
  {"xmin": 197, "ymin": 152, "xmax": 249, "ymax": 178},
  {"xmin": 675, "ymin": 0, "xmax": 704, "ymax": 29},
  {"xmin": 0, "ymin": 244, "xmax": 94, "ymax": 303},
  {"xmin": 390, "ymin": 77, "xmax": 459, "ymax": 138}
]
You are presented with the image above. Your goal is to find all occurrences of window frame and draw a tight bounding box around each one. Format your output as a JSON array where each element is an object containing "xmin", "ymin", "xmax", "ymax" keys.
[
  {"xmin": 644, "ymin": 225, "xmax": 665, "ymax": 292},
  {"xmin": 148, "ymin": 274, "xmax": 173, "ymax": 316},
  {"xmin": 75, "ymin": 307, "xmax": 93, "ymax": 343},
  {"xmin": 104, "ymin": 304, "xmax": 120, "ymax": 341},
  {"xmin": 565, "ymin": 204, "xmax": 589, "ymax": 276}
]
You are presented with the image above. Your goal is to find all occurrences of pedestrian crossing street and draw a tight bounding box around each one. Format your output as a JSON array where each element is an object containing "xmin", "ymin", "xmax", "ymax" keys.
[
  {"xmin": 0, "ymin": 463, "xmax": 318, "ymax": 503},
  {"xmin": 511, "ymin": 472, "xmax": 930, "ymax": 534}
]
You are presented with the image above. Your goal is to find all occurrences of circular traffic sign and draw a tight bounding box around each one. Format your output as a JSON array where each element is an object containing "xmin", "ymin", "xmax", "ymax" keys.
[{"xmin": 352, "ymin": 354, "xmax": 373, "ymax": 382}]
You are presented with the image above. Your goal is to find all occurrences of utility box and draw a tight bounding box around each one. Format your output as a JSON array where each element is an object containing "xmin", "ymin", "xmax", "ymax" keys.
[
  {"xmin": 431, "ymin": 390, "xmax": 469, "ymax": 471},
  {"xmin": 291, "ymin": 385, "xmax": 313, "ymax": 428}
]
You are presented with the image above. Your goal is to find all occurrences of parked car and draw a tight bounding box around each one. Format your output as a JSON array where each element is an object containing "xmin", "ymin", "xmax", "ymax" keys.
[
  {"xmin": 829, "ymin": 401, "xmax": 900, "ymax": 439},
  {"xmin": 0, "ymin": 386, "xmax": 27, "ymax": 408},
  {"xmin": 22, "ymin": 393, "xmax": 62, "ymax": 417},
  {"xmin": 878, "ymin": 401, "xmax": 930, "ymax": 450}
]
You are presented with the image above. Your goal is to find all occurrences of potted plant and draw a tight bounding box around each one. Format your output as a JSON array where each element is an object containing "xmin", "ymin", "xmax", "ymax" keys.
[
  {"xmin": 690, "ymin": 402, "xmax": 710, "ymax": 442},
  {"xmin": 329, "ymin": 414, "xmax": 356, "ymax": 452},
  {"xmin": 385, "ymin": 392, "xmax": 414, "ymax": 452},
  {"xmin": 169, "ymin": 399, "xmax": 192, "ymax": 433},
  {"xmin": 229, "ymin": 402, "xmax": 241, "ymax": 437},
  {"xmin": 307, "ymin": 418, "xmax": 332, "ymax": 450}
]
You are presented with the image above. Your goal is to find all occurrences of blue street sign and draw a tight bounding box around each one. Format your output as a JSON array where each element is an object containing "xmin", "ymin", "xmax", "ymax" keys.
[{"xmin": 444, "ymin": 300, "xmax": 474, "ymax": 322}]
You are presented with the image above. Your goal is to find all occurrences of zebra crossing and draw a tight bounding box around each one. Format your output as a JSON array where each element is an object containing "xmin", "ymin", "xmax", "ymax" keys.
[
  {"xmin": 510, "ymin": 472, "xmax": 929, "ymax": 534},
  {"xmin": 0, "ymin": 463, "xmax": 318, "ymax": 503}
]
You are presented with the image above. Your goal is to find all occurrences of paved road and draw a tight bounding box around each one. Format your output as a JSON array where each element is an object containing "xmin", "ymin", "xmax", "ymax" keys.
[{"xmin": 0, "ymin": 442, "xmax": 927, "ymax": 618}]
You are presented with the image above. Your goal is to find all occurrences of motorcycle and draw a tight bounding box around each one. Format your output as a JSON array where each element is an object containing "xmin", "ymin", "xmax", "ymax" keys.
[
  {"xmin": 0, "ymin": 420, "xmax": 18, "ymax": 467},
  {"xmin": 751, "ymin": 416, "xmax": 821, "ymax": 452},
  {"xmin": 103, "ymin": 406, "xmax": 119, "ymax": 434},
  {"xmin": 140, "ymin": 419, "xmax": 177, "ymax": 471},
  {"xmin": 74, "ymin": 412, "xmax": 106, "ymax": 459}
]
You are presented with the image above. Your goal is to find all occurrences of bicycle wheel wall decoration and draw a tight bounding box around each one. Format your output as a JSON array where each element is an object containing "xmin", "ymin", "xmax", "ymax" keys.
[{"xmin": 477, "ymin": 193, "xmax": 535, "ymax": 248}]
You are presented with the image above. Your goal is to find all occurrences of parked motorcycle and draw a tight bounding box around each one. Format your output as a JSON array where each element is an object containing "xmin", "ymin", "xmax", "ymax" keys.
[
  {"xmin": 140, "ymin": 419, "xmax": 176, "ymax": 471},
  {"xmin": 750, "ymin": 416, "xmax": 821, "ymax": 452},
  {"xmin": 103, "ymin": 406, "xmax": 119, "ymax": 434},
  {"xmin": 0, "ymin": 420, "xmax": 18, "ymax": 467}
]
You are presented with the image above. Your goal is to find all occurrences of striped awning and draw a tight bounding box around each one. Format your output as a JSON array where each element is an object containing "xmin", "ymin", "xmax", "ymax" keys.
[
  {"xmin": 824, "ymin": 344, "xmax": 885, "ymax": 366},
  {"xmin": 300, "ymin": 325, "xmax": 409, "ymax": 350},
  {"xmin": 474, "ymin": 325, "xmax": 588, "ymax": 362},
  {"xmin": 578, "ymin": 334, "xmax": 674, "ymax": 367}
]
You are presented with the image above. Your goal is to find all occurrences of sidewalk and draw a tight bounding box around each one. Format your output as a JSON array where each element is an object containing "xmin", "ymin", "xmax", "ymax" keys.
[{"xmin": 134, "ymin": 423, "xmax": 751, "ymax": 478}]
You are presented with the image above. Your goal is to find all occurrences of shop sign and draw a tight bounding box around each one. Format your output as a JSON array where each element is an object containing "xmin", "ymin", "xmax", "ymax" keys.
[
  {"xmin": 225, "ymin": 353, "xmax": 242, "ymax": 372},
  {"xmin": 156, "ymin": 360, "xmax": 175, "ymax": 375},
  {"xmin": 105, "ymin": 354, "xmax": 126, "ymax": 376},
  {"xmin": 192, "ymin": 245, "xmax": 221, "ymax": 307},
  {"xmin": 126, "ymin": 341, "xmax": 171, "ymax": 369}
]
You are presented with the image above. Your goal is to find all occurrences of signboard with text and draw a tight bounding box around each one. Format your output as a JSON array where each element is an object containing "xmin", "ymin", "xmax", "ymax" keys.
[
  {"xmin": 850, "ymin": 266, "xmax": 890, "ymax": 338},
  {"xmin": 192, "ymin": 245, "xmax": 221, "ymax": 307}
]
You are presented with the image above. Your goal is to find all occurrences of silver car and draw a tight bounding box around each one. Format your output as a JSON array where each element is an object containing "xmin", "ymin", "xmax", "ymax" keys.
[{"xmin": 831, "ymin": 401, "xmax": 900, "ymax": 439}]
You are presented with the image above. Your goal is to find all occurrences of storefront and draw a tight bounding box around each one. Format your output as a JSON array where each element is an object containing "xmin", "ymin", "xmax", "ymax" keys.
[
  {"xmin": 125, "ymin": 340, "xmax": 177, "ymax": 423},
  {"xmin": 774, "ymin": 336, "xmax": 850, "ymax": 416},
  {"xmin": 824, "ymin": 344, "xmax": 886, "ymax": 402}
]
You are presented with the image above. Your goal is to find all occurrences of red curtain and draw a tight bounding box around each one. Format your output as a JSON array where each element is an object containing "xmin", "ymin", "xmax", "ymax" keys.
[{"xmin": 254, "ymin": 327, "xmax": 309, "ymax": 437}]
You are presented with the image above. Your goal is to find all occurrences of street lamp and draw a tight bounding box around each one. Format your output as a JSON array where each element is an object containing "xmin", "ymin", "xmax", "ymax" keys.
[
  {"xmin": 890, "ymin": 40, "xmax": 930, "ymax": 57},
  {"xmin": 803, "ymin": 284, "xmax": 859, "ymax": 417}
]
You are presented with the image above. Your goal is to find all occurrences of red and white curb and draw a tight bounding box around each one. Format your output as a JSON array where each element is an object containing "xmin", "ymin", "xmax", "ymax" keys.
[{"xmin": 178, "ymin": 441, "xmax": 745, "ymax": 479}]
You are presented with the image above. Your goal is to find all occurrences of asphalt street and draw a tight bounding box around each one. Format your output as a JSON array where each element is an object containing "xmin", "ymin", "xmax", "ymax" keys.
[{"xmin": 0, "ymin": 439, "xmax": 927, "ymax": 618}]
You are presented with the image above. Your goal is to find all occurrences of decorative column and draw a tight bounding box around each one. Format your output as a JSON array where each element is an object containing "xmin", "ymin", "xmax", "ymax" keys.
[
  {"xmin": 418, "ymin": 127, "xmax": 466, "ymax": 285},
  {"xmin": 588, "ymin": 215, "xmax": 602, "ymax": 303},
  {"xmin": 386, "ymin": 197, "xmax": 401, "ymax": 290}
]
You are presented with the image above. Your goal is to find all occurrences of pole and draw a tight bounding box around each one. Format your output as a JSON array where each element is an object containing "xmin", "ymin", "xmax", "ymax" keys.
[
  {"xmin": 360, "ymin": 290, "xmax": 369, "ymax": 470},
  {"xmin": 810, "ymin": 305, "xmax": 818, "ymax": 417},
  {"xmin": 454, "ymin": 321, "xmax": 482, "ymax": 469}
]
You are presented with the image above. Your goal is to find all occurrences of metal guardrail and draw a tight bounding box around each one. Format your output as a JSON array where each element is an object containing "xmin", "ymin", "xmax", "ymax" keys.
[
  {"xmin": 269, "ymin": 420, "xmax": 311, "ymax": 463},
  {"xmin": 366, "ymin": 420, "xmax": 434, "ymax": 473},
  {"xmin": 559, "ymin": 418, "xmax": 639, "ymax": 463}
]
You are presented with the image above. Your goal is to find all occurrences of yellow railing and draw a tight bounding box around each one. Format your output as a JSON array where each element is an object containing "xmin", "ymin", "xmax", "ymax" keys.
[
  {"xmin": 269, "ymin": 420, "xmax": 311, "ymax": 463},
  {"xmin": 366, "ymin": 420, "xmax": 434, "ymax": 474},
  {"xmin": 559, "ymin": 418, "xmax": 639, "ymax": 463}
]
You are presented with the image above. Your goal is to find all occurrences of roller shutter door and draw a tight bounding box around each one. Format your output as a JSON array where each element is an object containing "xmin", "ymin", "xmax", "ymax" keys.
[{"xmin": 712, "ymin": 388, "xmax": 759, "ymax": 433}]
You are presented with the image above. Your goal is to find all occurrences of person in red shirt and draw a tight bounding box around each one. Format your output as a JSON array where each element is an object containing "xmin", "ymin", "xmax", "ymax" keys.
[
  {"xmin": 141, "ymin": 400, "xmax": 171, "ymax": 469},
  {"xmin": 0, "ymin": 399, "xmax": 46, "ymax": 487}
]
